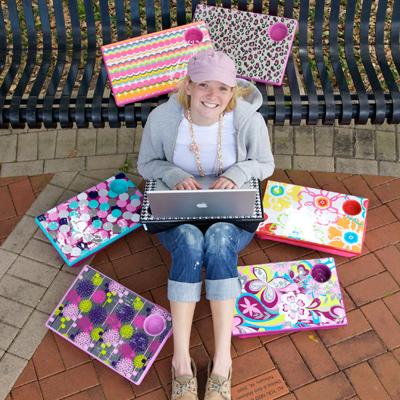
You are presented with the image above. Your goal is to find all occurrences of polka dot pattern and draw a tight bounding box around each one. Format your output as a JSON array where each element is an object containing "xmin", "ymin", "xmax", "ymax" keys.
[{"xmin": 36, "ymin": 173, "xmax": 143, "ymax": 266}]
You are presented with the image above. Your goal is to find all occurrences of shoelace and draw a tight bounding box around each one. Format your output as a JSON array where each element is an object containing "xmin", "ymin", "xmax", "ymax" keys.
[
  {"xmin": 175, "ymin": 380, "xmax": 195, "ymax": 395},
  {"xmin": 208, "ymin": 379, "xmax": 227, "ymax": 394}
]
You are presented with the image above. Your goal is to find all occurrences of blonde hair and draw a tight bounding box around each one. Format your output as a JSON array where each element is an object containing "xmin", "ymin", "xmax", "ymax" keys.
[{"xmin": 175, "ymin": 76, "xmax": 253, "ymax": 113}]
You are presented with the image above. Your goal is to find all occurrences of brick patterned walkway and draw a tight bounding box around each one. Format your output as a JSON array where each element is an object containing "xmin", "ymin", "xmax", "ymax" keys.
[
  {"xmin": 0, "ymin": 175, "xmax": 53, "ymax": 246},
  {"xmin": 2, "ymin": 170, "xmax": 400, "ymax": 400}
]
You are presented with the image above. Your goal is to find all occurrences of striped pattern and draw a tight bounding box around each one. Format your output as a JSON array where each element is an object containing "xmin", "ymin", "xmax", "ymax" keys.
[{"xmin": 102, "ymin": 22, "xmax": 213, "ymax": 105}]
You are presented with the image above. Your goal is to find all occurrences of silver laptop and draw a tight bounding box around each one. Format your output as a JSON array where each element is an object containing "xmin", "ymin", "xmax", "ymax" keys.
[{"xmin": 145, "ymin": 176, "xmax": 258, "ymax": 219}]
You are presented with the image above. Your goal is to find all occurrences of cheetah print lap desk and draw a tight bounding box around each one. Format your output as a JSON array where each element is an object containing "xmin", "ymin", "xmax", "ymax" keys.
[{"xmin": 193, "ymin": 5, "xmax": 298, "ymax": 86}]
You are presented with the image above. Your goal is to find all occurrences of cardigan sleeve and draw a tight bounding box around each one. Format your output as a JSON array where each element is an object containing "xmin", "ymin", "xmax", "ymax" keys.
[
  {"xmin": 221, "ymin": 112, "xmax": 275, "ymax": 187},
  {"xmin": 137, "ymin": 111, "xmax": 194, "ymax": 189}
]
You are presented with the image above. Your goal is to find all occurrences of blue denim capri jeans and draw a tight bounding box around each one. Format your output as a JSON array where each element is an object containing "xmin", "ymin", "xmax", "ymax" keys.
[{"xmin": 156, "ymin": 222, "xmax": 254, "ymax": 302}]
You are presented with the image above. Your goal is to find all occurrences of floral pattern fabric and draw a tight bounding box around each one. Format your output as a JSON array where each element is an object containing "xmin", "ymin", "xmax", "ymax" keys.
[
  {"xmin": 257, "ymin": 181, "xmax": 368, "ymax": 256},
  {"xmin": 46, "ymin": 266, "xmax": 173, "ymax": 385},
  {"xmin": 233, "ymin": 258, "xmax": 347, "ymax": 337}
]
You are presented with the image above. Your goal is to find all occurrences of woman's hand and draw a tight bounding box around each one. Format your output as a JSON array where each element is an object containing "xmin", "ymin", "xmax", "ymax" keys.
[
  {"xmin": 209, "ymin": 177, "xmax": 238, "ymax": 189},
  {"xmin": 173, "ymin": 178, "xmax": 203, "ymax": 190}
]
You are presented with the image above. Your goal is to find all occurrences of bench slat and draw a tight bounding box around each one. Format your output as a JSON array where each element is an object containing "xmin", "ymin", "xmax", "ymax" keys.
[
  {"xmin": 282, "ymin": 0, "xmax": 303, "ymax": 125},
  {"xmin": 0, "ymin": 3, "xmax": 7, "ymax": 76},
  {"xmin": 0, "ymin": 0, "xmax": 398, "ymax": 128},
  {"xmin": 375, "ymin": 0, "xmax": 400, "ymax": 123},
  {"xmin": 116, "ymin": 0, "xmax": 137, "ymax": 128},
  {"xmin": 146, "ymin": 0, "xmax": 157, "ymax": 34},
  {"xmin": 298, "ymin": 0, "xmax": 319, "ymax": 124},
  {"xmin": 26, "ymin": 0, "xmax": 52, "ymax": 129},
  {"xmin": 3, "ymin": 0, "xmax": 22, "ymax": 129},
  {"xmin": 328, "ymin": 0, "xmax": 352, "ymax": 125},
  {"xmin": 59, "ymin": 0, "xmax": 81, "ymax": 128},
  {"xmin": 11, "ymin": 0, "xmax": 39, "ymax": 129},
  {"xmin": 75, "ymin": 0, "xmax": 97, "ymax": 128},
  {"xmin": 42, "ymin": 0, "xmax": 67, "ymax": 129},
  {"xmin": 268, "ymin": 0, "xmax": 286, "ymax": 126},
  {"xmin": 0, "ymin": 3, "xmax": 11, "ymax": 128},
  {"xmin": 360, "ymin": 0, "xmax": 386, "ymax": 124},
  {"xmin": 390, "ymin": 0, "xmax": 400, "ymax": 81},
  {"xmin": 314, "ymin": 0, "xmax": 335, "ymax": 125},
  {"xmin": 344, "ymin": 0, "xmax": 370, "ymax": 124},
  {"xmin": 255, "ymin": 82, "xmax": 269, "ymax": 123},
  {"xmin": 91, "ymin": 1, "xmax": 112, "ymax": 129},
  {"xmin": 238, "ymin": 0, "xmax": 247, "ymax": 12}
]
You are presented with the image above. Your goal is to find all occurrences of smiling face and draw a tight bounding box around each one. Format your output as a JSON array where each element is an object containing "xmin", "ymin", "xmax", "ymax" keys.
[{"xmin": 184, "ymin": 80, "xmax": 235, "ymax": 126}]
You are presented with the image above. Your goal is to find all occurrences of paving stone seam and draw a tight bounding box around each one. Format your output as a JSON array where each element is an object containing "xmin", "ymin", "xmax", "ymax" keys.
[
  {"xmin": 0, "ymin": 171, "xmax": 76, "ymax": 400},
  {"xmin": 1, "ymin": 128, "xmax": 400, "ymax": 399},
  {"xmin": 265, "ymin": 340, "xmax": 315, "ymax": 390},
  {"xmin": 283, "ymin": 335, "xmax": 321, "ymax": 383},
  {"xmin": 343, "ymin": 359, "xmax": 393, "ymax": 399},
  {"xmin": 1, "ymin": 124, "xmax": 400, "ymax": 179},
  {"xmin": 364, "ymin": 357, "xmax": 397, "ymax": 399},
  {"xmin": 0, "ymin": 275, "xmax": 59, "ymax": 325}
]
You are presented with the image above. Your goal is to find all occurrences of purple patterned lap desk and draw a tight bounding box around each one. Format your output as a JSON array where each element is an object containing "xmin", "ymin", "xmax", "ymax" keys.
[
  {"xmin": 193, "ymin": 5, "xmax": 298, "ymax": 85},
  {"xmin": 36, "ymin": 173, "xmax": 143, "ymax": 267},
  {"xmin": 233, "ymin": 258, "xmax": 347, "ymax": 337},
  {"xmin": 46, "ymin": 265, "xmax": 173, "ymax": 385}
]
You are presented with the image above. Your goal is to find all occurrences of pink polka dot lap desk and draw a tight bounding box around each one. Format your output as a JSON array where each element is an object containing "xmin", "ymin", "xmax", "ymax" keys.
[
  {"xmin": 193, "ymin": 5, "xmax": 298, "ymax": 86},
  {"xmin": 45, "ymin": 265, "xmax": 173, "ymax": 385},
  {"xmin": 101, "ymin": 21, "xmax": 213, "ymax": 106},
  {"xmin": 233, "ymin": 258, "xmax": 347, "ymax": 337},
  {"xmin": 256, "ymin": 181, "xmax": 369, "ymax": 257},
  {"xmin": 35, "ymin": 173, "xmax": 143, "ymax": 267}
]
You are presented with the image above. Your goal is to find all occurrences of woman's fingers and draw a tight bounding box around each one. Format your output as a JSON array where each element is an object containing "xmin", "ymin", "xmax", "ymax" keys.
[{"xmin": 173, "ymin": 178, "xmax": 203, "ymax": 190}]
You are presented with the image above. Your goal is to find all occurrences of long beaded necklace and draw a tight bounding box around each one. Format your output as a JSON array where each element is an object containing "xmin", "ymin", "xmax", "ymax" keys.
[{"xmin": 187, "ymin": 108, "xmax": 223, "ymax": 177}]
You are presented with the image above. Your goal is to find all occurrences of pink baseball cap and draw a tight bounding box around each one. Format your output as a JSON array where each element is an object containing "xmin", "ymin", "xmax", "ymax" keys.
[{"xmin": 187, "ymin": 50, "xmax": 237, "ymax": 87}]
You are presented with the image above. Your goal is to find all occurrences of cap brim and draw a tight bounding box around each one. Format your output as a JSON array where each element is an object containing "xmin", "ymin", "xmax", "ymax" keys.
[{"xmin": 189, "ymin": 71, "xmax": 236, "ymax": 88}]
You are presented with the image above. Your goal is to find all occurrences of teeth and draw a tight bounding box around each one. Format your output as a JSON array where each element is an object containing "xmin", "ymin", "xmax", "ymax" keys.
[{"xmin": 203, "ymin": 102, "xmax": 218, "ymax": 108}]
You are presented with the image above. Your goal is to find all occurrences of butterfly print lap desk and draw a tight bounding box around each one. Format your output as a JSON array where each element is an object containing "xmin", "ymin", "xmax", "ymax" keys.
[
  {"xmin": 233, "ymin": 258, "xmax": 347, "ymax": 337},
  {"xmin": 36, "ymin": 173, "xmax": 143, "ymax": 267},
  {"xmin": 46, "ymin": 266, "xmax": 173, "ymax": 385},
  {"xmin": 256, "ymin": 181, "xmax": 369, "ymax": 257},
  {"xmin": 193, "ymin": 5, "xmax": 298, "ymax": 85},
  {"xmin": 101, "ymin": 21, "xmax": 213, "ymax": 105}
]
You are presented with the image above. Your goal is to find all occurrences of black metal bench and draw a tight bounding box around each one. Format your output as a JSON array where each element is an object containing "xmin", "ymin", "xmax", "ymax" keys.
[{"xmin": 1, "ymin": 0, "xmax": 399, "ymax": 129}]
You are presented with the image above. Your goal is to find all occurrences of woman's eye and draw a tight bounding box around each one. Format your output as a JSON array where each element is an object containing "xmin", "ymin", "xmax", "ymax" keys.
[{"xmin": 220, "ymin": 87, "xmax": 228, "ymax": 91}]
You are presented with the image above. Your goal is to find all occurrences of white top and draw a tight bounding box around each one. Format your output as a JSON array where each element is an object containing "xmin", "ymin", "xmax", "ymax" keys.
[{"xmin": 172, "ymin": 111, "xmax": 237, "ymax": 177}]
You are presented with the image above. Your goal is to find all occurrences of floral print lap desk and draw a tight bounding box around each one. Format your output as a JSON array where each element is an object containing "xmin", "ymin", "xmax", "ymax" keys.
[
  {"xmin": 233, "ymin": 258, "xmax": 347, "ymax": 337},
  {"xmin": 101, "ymin": 21, "xmax": 213, "ymax": 105},
  {"xmin": 193, "ymin": 5, "xmax": 298, "ymax": 86},
  {"xmin": 36, "ymin": 173, "xmax": 143, "ymax": 267},
  {"xmin": 256, "ymin": 181, "xmax": 369, "ymax": 257},
  {"xmin": 46, "ymin": 266, "xmax": 173, "ymax": 385}
]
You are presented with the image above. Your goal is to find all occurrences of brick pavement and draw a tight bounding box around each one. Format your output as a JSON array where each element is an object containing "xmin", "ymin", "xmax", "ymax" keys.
[
  {"xmin": 0, "ymin": 122, "xmax": 400, "ymax": 400},
  {"xmin": 0, "ymin": 167, "xmax": 399, "ymax": 399},
  {"xmin": 0, "ymin": 175, "xmax": 53, "ymax": 246}
]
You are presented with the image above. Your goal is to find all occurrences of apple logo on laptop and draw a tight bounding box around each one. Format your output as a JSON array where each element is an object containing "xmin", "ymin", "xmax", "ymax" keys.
[{"xmin": 196, "ymin": 202, "xmax": 208, "ymax": 208}]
